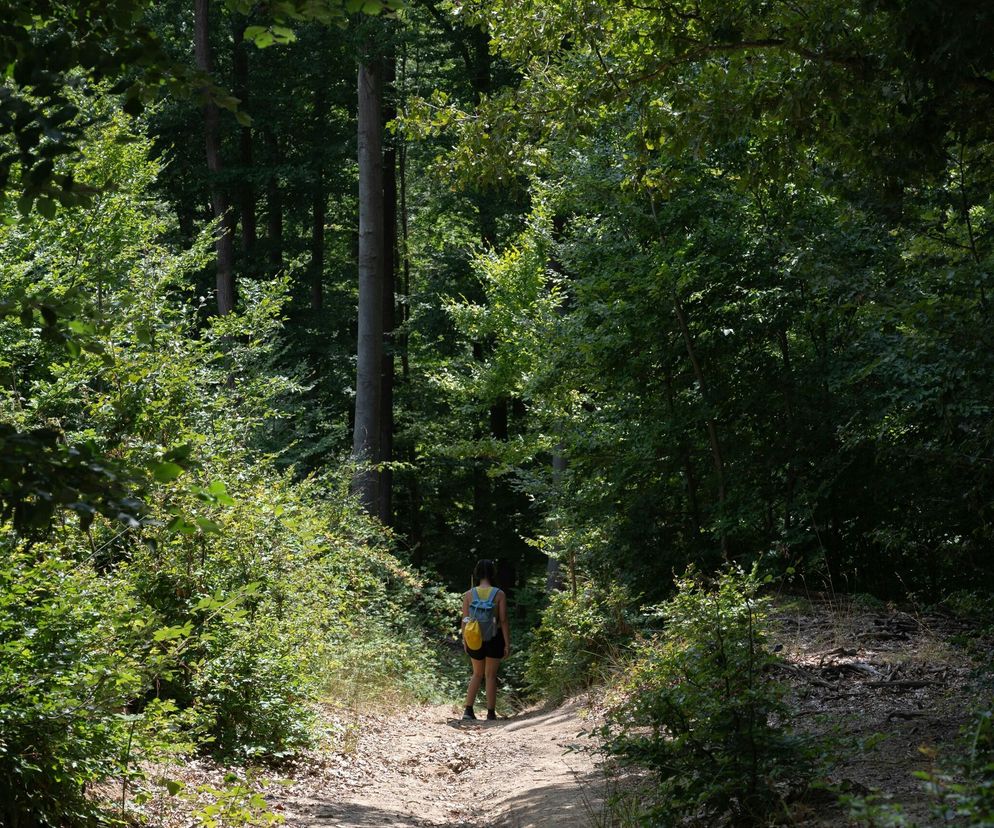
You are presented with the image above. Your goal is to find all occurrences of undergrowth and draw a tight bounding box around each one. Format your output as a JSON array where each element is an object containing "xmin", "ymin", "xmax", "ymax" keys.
[{"xmin": 599, "ymin": 566, "xmax": 819, "ymax": 826}]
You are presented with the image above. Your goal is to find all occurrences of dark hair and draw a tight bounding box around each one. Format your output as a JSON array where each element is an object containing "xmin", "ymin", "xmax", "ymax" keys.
[{"xmin": 473, "ymin": 559, "xmax": 498, "ymax": 586}]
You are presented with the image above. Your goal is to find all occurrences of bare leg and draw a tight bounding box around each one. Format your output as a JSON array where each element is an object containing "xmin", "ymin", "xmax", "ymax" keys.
[
  {"xmin": 464, "ymin": 657, "xmax": 485, "ymax": 708},
  {"xmin": 485, "ymin": 657, "xmax": 501, "ymax": 711}
]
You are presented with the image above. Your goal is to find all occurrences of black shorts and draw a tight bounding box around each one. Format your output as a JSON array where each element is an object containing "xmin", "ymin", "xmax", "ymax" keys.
[{"xmin": 467, "ymin": 629, "xmax": 505, "ymax": 661}]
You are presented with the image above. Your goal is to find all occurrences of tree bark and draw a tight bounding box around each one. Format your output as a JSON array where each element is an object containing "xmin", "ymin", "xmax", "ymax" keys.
[
  {"xmin": 310, "ymin": 186, "xmax": 325, "ymax": 310},
  {"xmin": 194, "ymin": 0, "xmax": 236, "ymax": 315},
  {"xmin": 546, "ymin": 435, "xmax": 567, "ymax": 592},
  {"xmin": 310, "ymin": 87, "xmax": 327, "ymax": 310},
  {"xmin": 265, "ymin": 128, "xmax": 283, "ymax": 272},
  {"xmin": 398, "ymin": 94, "xmax": 411, "ymax": 383},
  {"xmin": 378, "ymin": 53, "xmax": 397, "ymax": 525},
  {"xmin": 232, "ymin": 19, "xmax": 255, "ymax": 254},
  {"xmin": 352, "ymin": 59, "xmax": 384, "ymax": 513},
  {"xmin": 664, "ymin": 361, "xmax": 702, "ymax": 533}
]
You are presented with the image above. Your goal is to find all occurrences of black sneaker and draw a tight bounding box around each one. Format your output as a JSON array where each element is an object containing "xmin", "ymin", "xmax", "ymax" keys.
[
  {"xmin": 462, "ymin": 707, "xmax": 476, "ymax": 720},
  {"xmin": 486, "ymin": 710, "xmax": 497, "ymax": 721}
]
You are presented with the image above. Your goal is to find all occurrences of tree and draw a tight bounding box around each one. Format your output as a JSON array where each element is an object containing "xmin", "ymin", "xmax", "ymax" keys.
[
  {"xmin": 352, "ymin": 55, "xmax": 385, "ymax": 513},
  {"xmin": 195, "ymin": 0, "xmax": 237, "ymax": 314}
]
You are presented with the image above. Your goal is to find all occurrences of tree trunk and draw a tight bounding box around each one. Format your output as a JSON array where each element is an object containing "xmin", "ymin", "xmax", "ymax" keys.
[
  {"xmin": 232, "ymin": 19, "xmax": 255, "ymax": 254},
  {"xmin": 310, "ymin": 87, "xmax": 327, "ymax": 310},
  {"xmin": 310, "ymin": 186, "xmax": 325, "ymax": 310},
  {"xmin": 664, "ymin": 361, "xmax": 702, "ymax": 533},
  {"xmin": 777, "ymin": 328, "xmax": 798, "ymax": 535},
  {"xmin": 265, "ymin": 128, "xmax": 283, "ymax": 272},
  {"xmin": 378, "ymin": 53, "xmax": 397, "ymax": 525},
  {"xmin": 194, "ymin": 0, "xmax": 236, "ymax": 315},
  {"xmin": 546, "ymin": 436, "xmax": 567, "ymax": 592},
  {"xmin": 399, "ymin": 99, "xmax": 411, "ymax": 383},
  {"xmin": 352, "ymin": 59, "xmax": 384, "ymax": 513},
  {"xmin": 546, "ymin": 214, "xmax": 570, "ymax": 592}
]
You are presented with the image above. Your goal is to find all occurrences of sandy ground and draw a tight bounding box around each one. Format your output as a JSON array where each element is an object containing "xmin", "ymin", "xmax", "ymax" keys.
[{"xmin": 278, "ymin": 698, "xmax": 605, "ymax": 828}]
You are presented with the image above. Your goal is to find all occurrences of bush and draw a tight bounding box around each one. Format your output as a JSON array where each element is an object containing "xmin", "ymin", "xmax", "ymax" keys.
[
  {"xmin": 525, "ymin": 579, "xmax": 633, "ymax": 699},
  {"xmin": 0, "ymin": 540, "xmax": 149, "ymax": 827},
  {"xmin": 0, "ymin": 96, "xmax": 458, "ymax": 826},
  {"xmin": 601, "ymin": 566, "xmax": 815, "ymax": 826},
  {"xmin": 190, "ymin": 618, "xmax": 316, "ymax": 761}
]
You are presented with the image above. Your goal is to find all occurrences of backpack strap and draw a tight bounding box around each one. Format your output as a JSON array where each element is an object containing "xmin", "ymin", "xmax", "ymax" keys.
[{"xmin": 471, "ymin": 587, "xmax": 480, "ymax": 602}]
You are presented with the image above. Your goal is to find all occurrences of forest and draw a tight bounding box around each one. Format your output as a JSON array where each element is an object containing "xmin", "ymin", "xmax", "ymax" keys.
[{"xmin": 2, "ymin": 0, "xmax": 994, "ymax": 826}]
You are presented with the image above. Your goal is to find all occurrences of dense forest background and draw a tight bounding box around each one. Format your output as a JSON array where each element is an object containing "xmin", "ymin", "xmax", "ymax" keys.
[{"xmin": 2, "ymin": 0, "xmax": 994, "ymax": 825}]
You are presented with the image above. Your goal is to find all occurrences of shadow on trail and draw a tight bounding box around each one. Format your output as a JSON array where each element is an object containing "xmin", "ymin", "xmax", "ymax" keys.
[
  {"xmin": 296, "ymin": 800, "xmax": 475, "ymax": 827},
  {"xmin": 491, "ymin": 770, "xmax": 608, "ymax": 828}
]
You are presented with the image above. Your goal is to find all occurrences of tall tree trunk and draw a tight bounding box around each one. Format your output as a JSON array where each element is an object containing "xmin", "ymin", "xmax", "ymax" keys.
[
  {"xmin": 777, "ymin": 328, "xmax": 798, "ymax": 535},
  {"xmin": 310, "ymin": 87, "xmax": 327, "ymax": 311},
  {"xmin": 232, "ymin": 19, "xmax": 255, "ymax": 254},
  {"xmin": 468, "ymin": 25, "xmax": 505, "ymax": 543},
  {"xmin": 399, "ymin": 98, "xmax": 411, "ymax": 383},
  {"xmin": 378, "ymin": 53, "xmax": 397, "ymax": 525},
  {"xmin": 546, "ymin": 214, "xmax": 570, "ymax": 592},
  {"xmin": 194, "ymin": 0, "xmax": 236, "ymax": 314},
  {"xmin": 352, "ymin": 59, "xmax": 384, "ymax": 513},
  {"xmin": 265, "ymin": 128, "xmax": 283, "ymax": 272},
  {"xmin": 664, "ymin": 362, "xmax": 702, "ymax": 533},
  {"xmin": 310, "ymin": 187, "xmax": 325, "ymax": 310},
  {"xmin": 546, "ymin": 434, "xmax": 567, "ymax": 592}
]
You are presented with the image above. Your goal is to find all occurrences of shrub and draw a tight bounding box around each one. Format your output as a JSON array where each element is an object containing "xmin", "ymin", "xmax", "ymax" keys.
[
  {"xmin": 190, "ymin": 618, "xmax": 316, "ymax": 761},
  {"xmin": 525, "ymin": 579, "xmax": 633, "ymax": 699},
  {"xmin": 601, "ymin": 566, "xmax": 815, "ymax": 825},
  {"xmin": 0, "ymin": 539, "xmax": 149, "ymax": 827}
]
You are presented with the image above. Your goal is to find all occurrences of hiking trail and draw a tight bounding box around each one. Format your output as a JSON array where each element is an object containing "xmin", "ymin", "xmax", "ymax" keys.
[{"xmin": 279, "ymin": 698, "xmax": 604, "ymax": 828}]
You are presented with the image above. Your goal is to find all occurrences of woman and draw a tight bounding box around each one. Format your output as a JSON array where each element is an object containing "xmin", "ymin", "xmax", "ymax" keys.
[{"xmin": 460, "ymin": 559, "xmax": 511, "ymax": 720}]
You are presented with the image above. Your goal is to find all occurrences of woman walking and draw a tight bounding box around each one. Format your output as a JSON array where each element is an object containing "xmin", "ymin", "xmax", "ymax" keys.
[{"xmin": 460, "ymin": 559, "xmax": 510, "ymax": 720}]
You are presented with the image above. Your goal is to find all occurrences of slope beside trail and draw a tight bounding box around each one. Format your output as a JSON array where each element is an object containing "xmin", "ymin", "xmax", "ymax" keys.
[{"xmin": 278, "ymin": 698, "xmax": 604, "ymax": 828}]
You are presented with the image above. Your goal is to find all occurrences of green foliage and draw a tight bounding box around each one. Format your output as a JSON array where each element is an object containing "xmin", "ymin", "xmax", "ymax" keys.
[
  {"xmin": 0, "ymin": 96, "xmax": 455, "ymax": 826},
  {"xmin": 601, "ymin": 567, "xmax": 816, "ymax": 826},
  {"xmin": 525, "ymin": 580, "xmax": 634, "ymax": 700},
  {"xmin": 190, "ymin": 772, "xmax": 284, "ymax": 828},
  {"xmin": 920, "ymin": 710, "xmax": 994, "ymax": 826},
  {"xmin": 0, "ymin": 539, "xmax": 151, "ymax": 827}
]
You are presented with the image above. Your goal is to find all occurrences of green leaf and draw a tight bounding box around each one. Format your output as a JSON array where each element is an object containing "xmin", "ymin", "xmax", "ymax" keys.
[
  {"xmin": 271, "ymin": 25, "xmax": 296, "ymax": 44},
  {"xmin": 194, "ymin": 517, "xmax": 221, "ymax": 534},
  {"xmin": 65, "ymin": 339, "xmax": 82, "ymax": 359},
  {"xmin": 152, "ymin": 623, "xmax": 192, "ymax": 642},
  {"xmin": 36, "ymin": 197, "xmax": 56, "ymax": 219},
  {"xmin": 207, "ymin": 480, "xmax": 235, "ymax": 505},
  {"xmin": 152, "ymin": 461, "xmax": 184, "ymax": 483},
  {"xmin": 250, "ymin": 29, "xmax": 275, "ymax": 48}
]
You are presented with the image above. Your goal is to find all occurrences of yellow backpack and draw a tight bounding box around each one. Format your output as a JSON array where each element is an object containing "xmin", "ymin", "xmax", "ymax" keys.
[{"xmin": 463, "ymin": 587, "xmax": 498, "ymax": 650}]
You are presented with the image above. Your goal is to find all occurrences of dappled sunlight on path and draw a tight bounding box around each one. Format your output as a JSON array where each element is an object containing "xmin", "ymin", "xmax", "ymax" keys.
[{"xmin": 281, "ymin": 699, "xmax": 604, "ymax": 828}]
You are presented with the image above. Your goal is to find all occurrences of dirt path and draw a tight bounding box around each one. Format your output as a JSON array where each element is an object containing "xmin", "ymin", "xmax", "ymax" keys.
[{"xmin": 279, "ymin": 699, "xmax": 604, "ymax": 828}]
